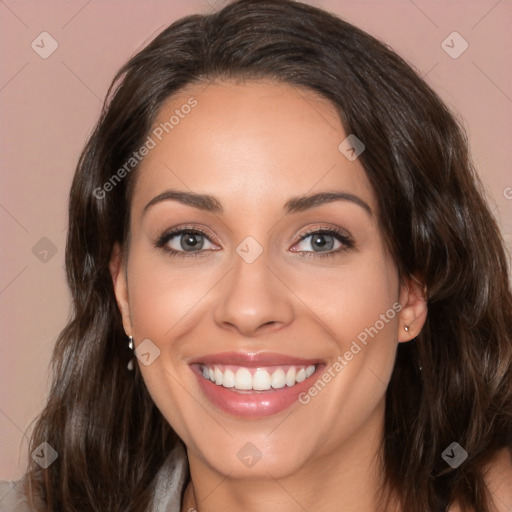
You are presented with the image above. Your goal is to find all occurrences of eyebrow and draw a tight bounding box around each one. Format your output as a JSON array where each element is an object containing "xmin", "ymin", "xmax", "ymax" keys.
[{"xmin": 143, "ymin": 189, "xmax": 372, "ymax": 217}]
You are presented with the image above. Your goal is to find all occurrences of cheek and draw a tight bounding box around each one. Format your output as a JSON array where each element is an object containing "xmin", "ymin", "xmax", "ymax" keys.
[
  {"xmin": 126, "ymin": 249, "xmax": 216, "ymax": 339},
  {"xmin": 281, "ymin": 248, "xmax": 399, "ymax": 347},
  {"xmin": 124, "ymin": 249, "xmax": 204, "ymax": 432},
  {"xmin": 284, "ymin": 248, "xmax": 400, "ymax": 404},
  {"xmin": 287, "ymin": 258, "xmax": 400, "ymax": 450}
]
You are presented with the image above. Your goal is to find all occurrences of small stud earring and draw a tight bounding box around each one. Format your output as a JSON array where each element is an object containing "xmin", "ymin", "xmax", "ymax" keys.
[
  {"xmin": 404, "ymin": 325, "xmax": 410, "ymax": 332},
  {"xmin": 127, "ymin": 335, "xmax": 134, "ymax": 371}
]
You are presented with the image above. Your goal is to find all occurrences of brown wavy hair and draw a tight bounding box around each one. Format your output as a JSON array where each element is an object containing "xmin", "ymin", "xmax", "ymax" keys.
[{"xmin": 23, "ymin": 0, "xmax": 512, "ymax": 510}]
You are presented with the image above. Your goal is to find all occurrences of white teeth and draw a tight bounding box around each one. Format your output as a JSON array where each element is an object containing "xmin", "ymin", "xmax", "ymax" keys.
[
  {"xmin": 271, "ymin": 368, "xmax": 286, "ymax": 389},
  {"xmin": 252, "ymin": 369, "xmax": 271, "ymax": 390},
  {"xmin": 235, "ymin": 368, "xmax": 253, "ymax": 390},
  {"xmin": 200, "ymin": 364, "xmax": 317, "ymax": 391},
  {"xmin": 285, "ymin": 367, "xmax": 296, "ymax": 387},
  {"xmin": 223, "ymin": 369, "xmax": 235, "ymax": 388}
]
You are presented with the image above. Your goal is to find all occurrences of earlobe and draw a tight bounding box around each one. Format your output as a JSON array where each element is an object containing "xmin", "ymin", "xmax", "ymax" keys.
[
  {"xmin": 109, "ymin": 242, "xmax": 133, "ymax": 336},
  {"xmin": 397, "ymin": 274, "xmax": 428, "ymax": 343}
]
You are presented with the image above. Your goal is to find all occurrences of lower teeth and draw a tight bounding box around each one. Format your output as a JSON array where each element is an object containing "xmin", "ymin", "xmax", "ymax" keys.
[{"xmin": 228, "ymin": 388, "xmax": 279, "ymax": 394}]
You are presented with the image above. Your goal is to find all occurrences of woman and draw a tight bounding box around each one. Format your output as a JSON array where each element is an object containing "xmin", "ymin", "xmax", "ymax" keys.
[{"xmin": 1, "ymin": 0, "xmax": 511, "ymax": 510}]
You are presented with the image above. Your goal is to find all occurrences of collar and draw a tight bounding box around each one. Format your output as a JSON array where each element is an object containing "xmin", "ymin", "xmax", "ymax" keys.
[{"xmin": 151, "ymin": 439, "xmax": 190, "ymax": 512}]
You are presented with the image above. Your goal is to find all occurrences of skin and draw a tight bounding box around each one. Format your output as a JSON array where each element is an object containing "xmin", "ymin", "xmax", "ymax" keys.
[{"xmin": 110, "ymin": 80, "xmax": 429, "ymax": 512}]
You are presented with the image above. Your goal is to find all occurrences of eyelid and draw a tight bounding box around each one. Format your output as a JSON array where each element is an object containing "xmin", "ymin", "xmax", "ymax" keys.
[
  {"xmin": 156, "ymin": 224, "xmax": 220, "ymax": 246},
  {"xmin": 295, "ymin": 225, "xmax": 352, "ymax": 243}
]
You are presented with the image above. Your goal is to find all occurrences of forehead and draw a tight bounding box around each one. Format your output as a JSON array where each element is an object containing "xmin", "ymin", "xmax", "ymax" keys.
[{"xmin": 131, "ymin": 79, "xmax": 375, "ymax": 217}]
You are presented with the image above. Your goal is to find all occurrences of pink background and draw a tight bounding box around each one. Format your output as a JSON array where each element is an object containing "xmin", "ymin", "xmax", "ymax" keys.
[{"xmin": 1, "ymin": 0, "xmax": 511, "ymax": 482}]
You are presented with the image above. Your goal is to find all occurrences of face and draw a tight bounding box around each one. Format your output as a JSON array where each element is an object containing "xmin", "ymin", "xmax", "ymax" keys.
[{"xmin": 111, "ymin": 80, "xmax": 427, "ymax": 481}]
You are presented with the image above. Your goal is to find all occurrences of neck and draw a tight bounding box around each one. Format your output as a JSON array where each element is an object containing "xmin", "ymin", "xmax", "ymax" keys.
[{"xmin": 182, "ymin": 400, "xmax": 395, "ymax": 512}]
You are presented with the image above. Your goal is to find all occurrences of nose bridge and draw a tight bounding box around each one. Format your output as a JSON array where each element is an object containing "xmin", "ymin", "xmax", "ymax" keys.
[{"xmin": 212, "ymin": 239, "xmax": 294, "ymax": 335}]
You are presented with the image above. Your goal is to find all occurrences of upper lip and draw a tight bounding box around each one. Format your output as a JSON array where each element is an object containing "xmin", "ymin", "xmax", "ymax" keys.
[{"xmin": 188, "ymin": 351, "xmax": 324, "ymax": 367}]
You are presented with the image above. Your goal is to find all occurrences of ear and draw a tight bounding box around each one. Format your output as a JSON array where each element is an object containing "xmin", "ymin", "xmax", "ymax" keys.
[
  {"xmin": 110, "ymin": 242, "xmax": 133, "ymax": 336},
  {"xmin": 397, "ymin": 274, "xmax": 428, "ymax": 343}
]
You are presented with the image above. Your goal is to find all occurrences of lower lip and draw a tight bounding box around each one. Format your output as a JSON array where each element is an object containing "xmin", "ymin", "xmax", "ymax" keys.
[{"xmin": 192, "ymin": 365, "xmax": 324, "ymax": 418}]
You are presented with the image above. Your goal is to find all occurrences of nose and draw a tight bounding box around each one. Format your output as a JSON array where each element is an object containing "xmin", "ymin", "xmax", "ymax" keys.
[{"xmin": 213, "ymin": 248, "xmax": 294, "ymax": 338}]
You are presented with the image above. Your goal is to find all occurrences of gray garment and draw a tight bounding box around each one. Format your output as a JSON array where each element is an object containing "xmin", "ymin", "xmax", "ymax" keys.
[
  {"xmin": 150, "ymin": 440, "xmax": 189, "ymax": 512},
  {"xmin": 0, "ymin": 441, "xmax": 189, "ymax": 512}
]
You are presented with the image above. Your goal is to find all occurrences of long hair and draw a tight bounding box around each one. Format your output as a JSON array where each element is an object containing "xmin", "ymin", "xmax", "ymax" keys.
[{"xmin": 25, "ymin": 0, "xmax": 512, "ymax": 510}]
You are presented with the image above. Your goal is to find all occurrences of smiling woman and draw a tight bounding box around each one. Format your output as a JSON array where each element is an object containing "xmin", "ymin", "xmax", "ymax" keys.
[{"xmin": 2, "ymin": 0, "xmax": 512, "ymax": 511}]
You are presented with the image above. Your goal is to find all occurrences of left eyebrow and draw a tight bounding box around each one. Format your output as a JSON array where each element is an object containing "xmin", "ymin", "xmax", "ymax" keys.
[
  {"xmin": 283, "ymin": 191, "xmax": 373, "ymax": 217},
  {"xmin": 142, "ymin": 189, "xmax": 373, "ymax": 217}
]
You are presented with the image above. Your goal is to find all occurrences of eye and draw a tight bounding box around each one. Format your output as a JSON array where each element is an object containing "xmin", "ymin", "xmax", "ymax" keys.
[
  {"xmin": 291, "ymin": 227, "xmax": 354, "ymax": 258},
  {"xmin": 155, "ymin": 227, "xmax": 218, "ymax": 258},
  {"xmin": 154, "ymin": 225, "xmax": 354, "ymax": 259}
]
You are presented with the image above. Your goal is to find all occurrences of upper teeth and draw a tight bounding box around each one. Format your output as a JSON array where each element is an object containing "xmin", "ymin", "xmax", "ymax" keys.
[{"xmin": 201, "ymin": 364, "xmax": 316, "ymax": 391}]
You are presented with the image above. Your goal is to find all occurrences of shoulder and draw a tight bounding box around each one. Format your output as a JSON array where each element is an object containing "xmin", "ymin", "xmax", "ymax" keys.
[
  {"xmin": 448, "ymin": 447, "xmax": 512, "ymax": 512},
  {"xmin": 0, "ymin": 477, "xmax": 33, "ymax": 512},
  {"xmin": 483, "ymin": 446, "xmax": 512, "ymax": 511}
]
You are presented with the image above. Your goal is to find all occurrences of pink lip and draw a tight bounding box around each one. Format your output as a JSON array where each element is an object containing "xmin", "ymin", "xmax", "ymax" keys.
[
  {"xmin": 189, "ymin": 351, "xmax": 325, "ymax": 418},
  {"xmin": 189, "ymin": 351, "xmax": 322, "ymax": 367}
]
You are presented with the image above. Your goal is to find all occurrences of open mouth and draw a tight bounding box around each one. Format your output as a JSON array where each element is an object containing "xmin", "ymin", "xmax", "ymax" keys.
[
  {"xmin": 189, "ymin": 354, "xmax": 325, "ymax": 417},
  {"xmin": 199, "ymin": 363, "xmax": 317, "ymax": 392}
]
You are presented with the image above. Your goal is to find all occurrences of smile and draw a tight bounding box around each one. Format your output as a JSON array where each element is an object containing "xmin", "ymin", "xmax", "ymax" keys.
[
  {"xmin": 190, "ymin": 352, "xmax": 324, "ymax": 417},
  {"xmin": 200, "ymin": 364, "xmax": 317, "ymax": 391}
]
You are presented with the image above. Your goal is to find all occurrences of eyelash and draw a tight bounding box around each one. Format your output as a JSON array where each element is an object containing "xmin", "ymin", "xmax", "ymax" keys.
[{"xmin": 154, "ymin": 225, "xmax": 354, "ymax": 260}]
